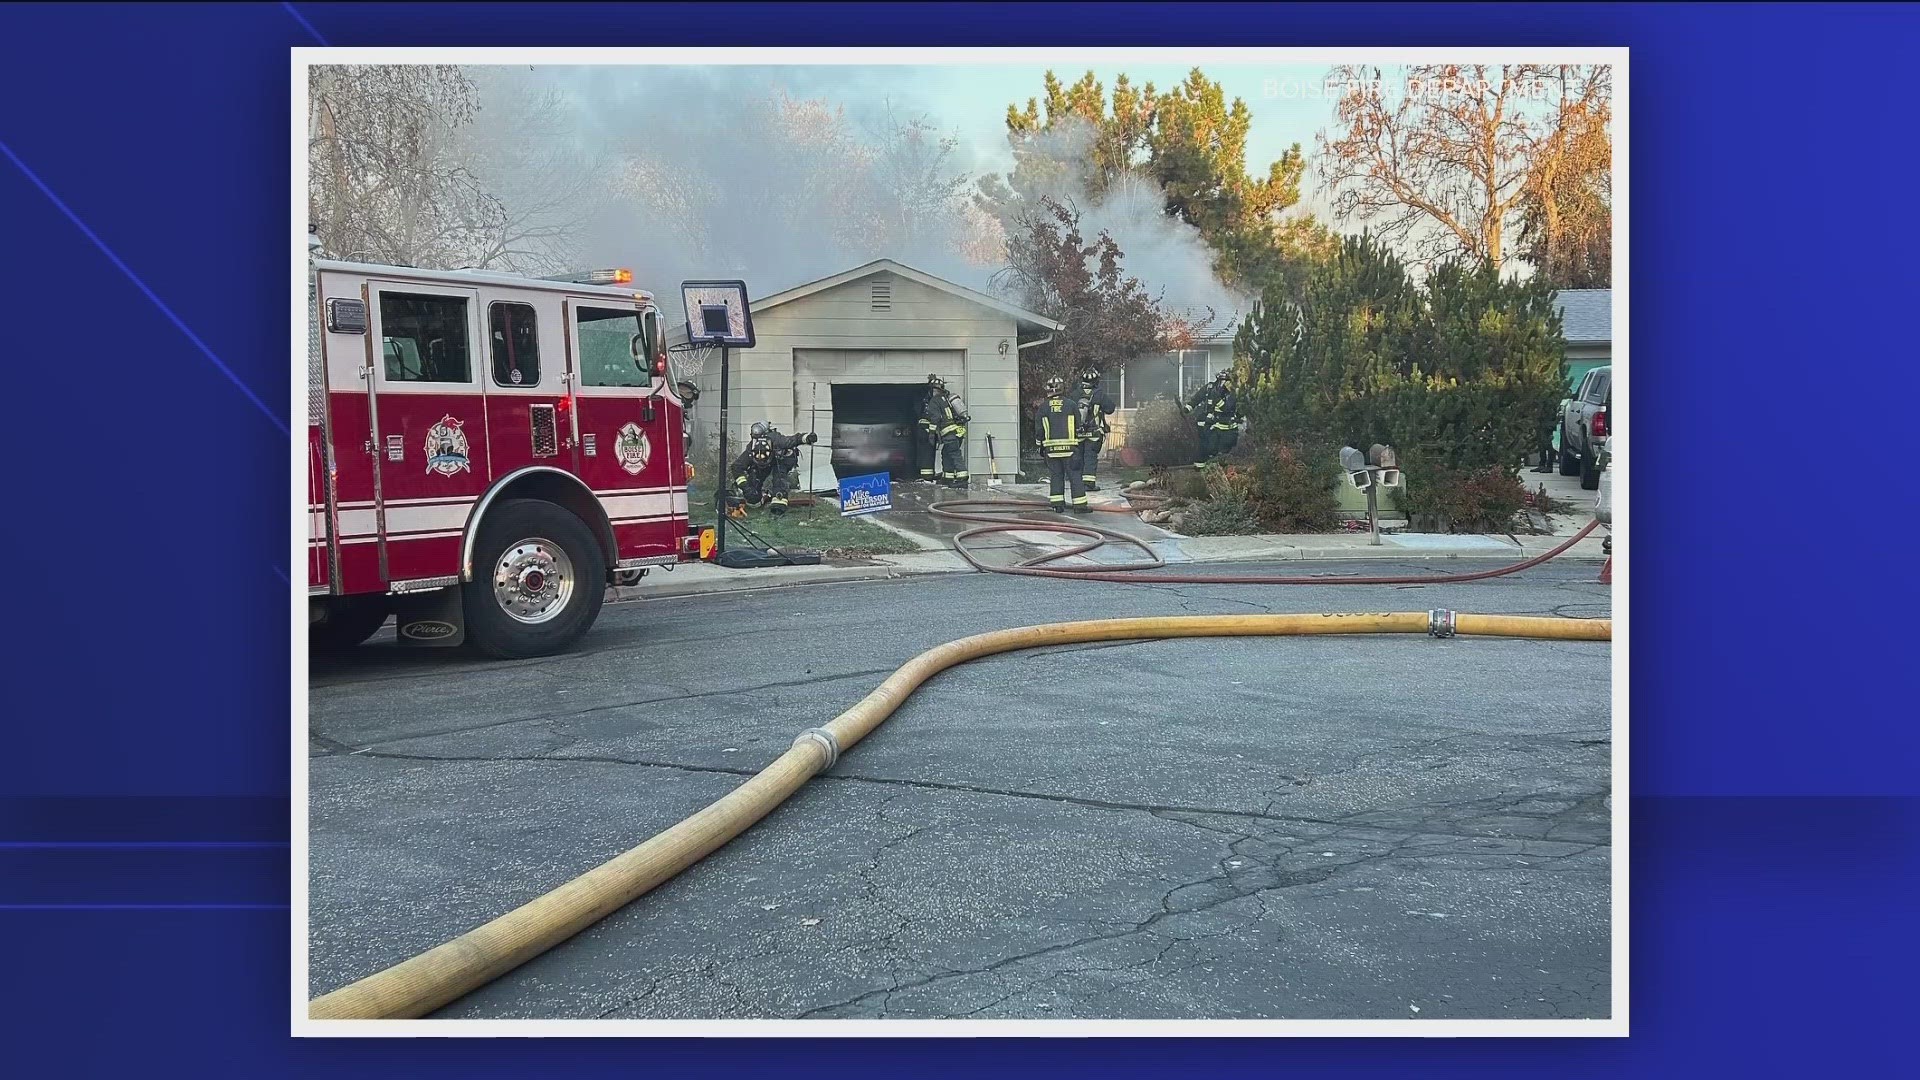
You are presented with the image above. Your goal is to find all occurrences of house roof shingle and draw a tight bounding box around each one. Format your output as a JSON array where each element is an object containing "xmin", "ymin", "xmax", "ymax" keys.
[{"xmin": 1552, "ymin": 289, "xmax": 1611, "ymax": 345}]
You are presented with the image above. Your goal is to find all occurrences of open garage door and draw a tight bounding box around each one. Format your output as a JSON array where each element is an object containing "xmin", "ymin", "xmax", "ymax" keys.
[{"xmin": 794, "ymin": 349, "xmax": 965, "ymax": 492}]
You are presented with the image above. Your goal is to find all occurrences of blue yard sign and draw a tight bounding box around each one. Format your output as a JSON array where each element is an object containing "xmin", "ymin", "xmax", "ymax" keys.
[{"xmin": 837, "ymin": 472, "xmax": 892, "ymax": 517}]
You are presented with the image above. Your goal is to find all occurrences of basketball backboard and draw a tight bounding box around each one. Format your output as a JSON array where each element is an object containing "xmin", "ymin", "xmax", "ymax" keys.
[{"xmin": 679, "ymin": 280, "xmax": 755, "ymax": 349}]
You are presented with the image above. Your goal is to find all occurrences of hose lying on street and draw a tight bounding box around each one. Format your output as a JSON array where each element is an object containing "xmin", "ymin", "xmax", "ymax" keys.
[
  {"xmin": 308, "ymin": 610, "xmax": 1611, "ymax": 1020},
  {"xmin": 927, "ymin": 494, "xmax": 1601, "ymax": 585}
]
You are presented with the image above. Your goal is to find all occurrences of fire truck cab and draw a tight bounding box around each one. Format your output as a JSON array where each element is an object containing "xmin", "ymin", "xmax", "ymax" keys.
[{"xmin": 308, "ymin": 256, "xmax": 710, "ymax": 658}]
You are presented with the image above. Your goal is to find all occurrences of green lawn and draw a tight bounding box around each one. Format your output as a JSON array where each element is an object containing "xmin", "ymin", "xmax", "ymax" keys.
[{"xmin": 718, "ymin": 501, "xmax": 921, "ymax": 558}]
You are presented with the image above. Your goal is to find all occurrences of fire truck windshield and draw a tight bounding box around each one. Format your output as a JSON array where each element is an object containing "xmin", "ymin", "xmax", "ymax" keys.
[{"xmin": 575, "ymin": 307, "xmax": 647, "ymax": 388}]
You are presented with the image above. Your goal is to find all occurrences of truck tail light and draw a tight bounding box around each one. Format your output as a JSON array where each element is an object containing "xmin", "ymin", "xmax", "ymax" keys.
[{"xmin": 1592, "ymin": 409, "xmax": 1607, "ymax": 439}]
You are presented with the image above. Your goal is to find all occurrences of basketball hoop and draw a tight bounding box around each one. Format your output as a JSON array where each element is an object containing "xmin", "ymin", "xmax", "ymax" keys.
[{"xmin": 666, "ymin": 339, "xmax": 714, "ymax": 401}]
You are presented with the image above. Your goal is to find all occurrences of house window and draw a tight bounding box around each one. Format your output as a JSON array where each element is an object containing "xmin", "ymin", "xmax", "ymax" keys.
[
  {"xmin": 1112, "ymin": 348, "xmax": 1224, "ymax": 409},
  {"xmin": 1178, "ymin": 350, "xmax": 1211, "ymax": 399},
  {"xmin": 1121, "ymin": 353, "xmax": 1179, "ymax": 408}
]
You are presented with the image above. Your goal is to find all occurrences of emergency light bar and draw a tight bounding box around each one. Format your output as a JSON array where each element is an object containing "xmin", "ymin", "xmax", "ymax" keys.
[{"xmin": 542, "ymin": 268, "xmax": 634, "ymax": 286}]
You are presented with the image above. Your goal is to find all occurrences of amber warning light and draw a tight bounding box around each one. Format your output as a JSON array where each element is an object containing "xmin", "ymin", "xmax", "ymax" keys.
[{"xmin": 545, "ymin": 268, "xmax": 633, "ymax": 286}]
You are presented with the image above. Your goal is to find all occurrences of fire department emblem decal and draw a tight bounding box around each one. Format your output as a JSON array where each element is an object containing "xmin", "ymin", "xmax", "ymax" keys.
[
  {"xmin": 424, "ymin": 415, "xmax": 471, "ymax": 476},
  {"xmin": 615, "ymin": 422, "xmax": 651, "ymax": 475}
]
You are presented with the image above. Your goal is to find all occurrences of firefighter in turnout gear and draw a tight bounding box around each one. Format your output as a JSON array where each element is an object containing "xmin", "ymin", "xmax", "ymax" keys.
[
  {"xmin": 1076, "ymin": 368, "xmax": 1115, "ymax": 491},
  {"xmin": 727, "ymin": 423, "xmax": 776, "ymax": 514},
  {"xmin": 1035, "ymin": 375, "xmax": 1090, "ymax": 513},
  {"xmin": 919, "ymin": 373, "xmax": 972, "ymax": 488},
  {"xmin": 760, "ymin": 422, "xmax": 817, "ymax": 514},
  {"xmin": 728, "ymin": 420, "xmax": 814, "ymax": 515},
  {"xmin": 1187, "ymin": 369, "xmax": 1241, "ymax": 467}
]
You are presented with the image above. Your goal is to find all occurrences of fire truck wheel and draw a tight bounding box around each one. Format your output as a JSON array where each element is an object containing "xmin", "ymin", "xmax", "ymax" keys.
[
  {"xmin": 310, "ymin": 596, "xmax": 391, "ymax": 651},
  {"xmin": 464, "ymin": 499, "xmax": 606, "ymax": 659}
]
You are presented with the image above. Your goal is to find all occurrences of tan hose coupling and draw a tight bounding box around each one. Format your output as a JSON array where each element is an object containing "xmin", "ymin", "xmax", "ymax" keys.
[{"xmin": 791, "ymin": 727, "xmax": 841, "ymax": 769}]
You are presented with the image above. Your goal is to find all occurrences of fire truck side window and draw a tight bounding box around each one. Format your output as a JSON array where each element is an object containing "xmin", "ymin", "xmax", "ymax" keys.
[
  {"xmin": 379, "ymin": 293, "xmax": 471, "ymax": 383},
  {"xmin": 489, "ymin": 302, "xmax": 540, "ymax": 387},
  {"xmin": 575, "ymin": 307, "xmax": 647, "ymax": 388}
]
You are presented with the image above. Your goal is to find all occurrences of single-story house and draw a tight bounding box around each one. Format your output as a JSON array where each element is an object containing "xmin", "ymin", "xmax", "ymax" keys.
[
  {"xmin": 672, "ymin": 259, "xmax": 1062, "ymax": 490},
  {"xmin": 1102, "ymin": 311, "xmax": 1240, "ymax": 450},
  {"xmin": 1553, "ymin": 288, "xmax": 1612, "ymax": 392}
]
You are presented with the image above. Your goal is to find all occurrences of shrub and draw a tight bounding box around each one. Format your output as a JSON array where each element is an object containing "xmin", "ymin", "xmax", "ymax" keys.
[
  {"xmin": 1154, "ymin": 464, "xmax": 1210, "ymax": 501},
  {"xmin": 1176, "ymin": 466, "xmax": 1263, "ymax": 536},
  {"xmin": 1232, "ymin": 234, "xmax": 1566, "ymax": 533},
  {"xmin": 1125, "ymin": 399, "xmax": 1199, "ymax": 467},
  {"xmin": 1233, "ymin": 438, "xmax": 1340, "ymax": 533},
  {"xmin": 1152, "ymin": 440, "xmax": 1340, "ymax": 536},
  {"xmin": 1394, "ymin": 459, "xmax": 1529, "ymax": 534}
]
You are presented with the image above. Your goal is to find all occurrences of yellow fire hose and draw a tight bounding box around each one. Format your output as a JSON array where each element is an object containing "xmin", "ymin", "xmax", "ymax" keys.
[{"xmin": 309, "ymin": 610, "xmax": 1610, "ymax": 1020}]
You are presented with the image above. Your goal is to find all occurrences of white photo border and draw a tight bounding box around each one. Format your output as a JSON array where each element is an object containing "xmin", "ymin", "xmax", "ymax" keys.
[{"xmin": 293, "ymin": 44, "xmax": 1628, "ymax": 1039}]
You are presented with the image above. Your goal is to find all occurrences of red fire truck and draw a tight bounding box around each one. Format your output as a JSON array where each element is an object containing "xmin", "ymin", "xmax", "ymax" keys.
[{"xmin": 307, "ymin": 256, "xmax": 712, "ymax": 658}]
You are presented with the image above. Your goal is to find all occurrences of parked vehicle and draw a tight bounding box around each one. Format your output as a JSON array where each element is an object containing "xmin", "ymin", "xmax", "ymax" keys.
[
  {"xmin": 1560, "ymin": 364, "xmax": 1611, "ymax": 490},
  {"xmin": 1595, "ymin": 428, "xmax": 1614, "ymax": 525},
  {"xmin": 308, "ymin": 254, "xmax": 711, "ymax": 658},
  {"xmin": 831, "ymin": 420, "xmax": 916, "ymax": 479}
]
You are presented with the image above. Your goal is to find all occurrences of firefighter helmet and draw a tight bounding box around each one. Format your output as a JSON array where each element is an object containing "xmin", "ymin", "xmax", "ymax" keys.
[
  {"xmin": 1044, "ymin": 375, "xmax": 1066, "ymax": 395},
  {"xmin": 927, "ymin": 373, "xmax": 946, "ymax": 391},
  {"xmin": 1213, "ymin": 369, "xmax": 1231, "ymax": 384},
  {"xmin": 1080, "ymin": 369, "xmax": 1101, "ymax": 385},
  {"xmin": 749, "ymin": 420, "xmax": 770, "ymax": 439}
]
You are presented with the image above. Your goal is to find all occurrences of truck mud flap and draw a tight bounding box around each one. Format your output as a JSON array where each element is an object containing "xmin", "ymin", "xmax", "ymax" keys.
[{"xmin": 392, "ymin": 587, "xmax": 466, "ymax": 648}]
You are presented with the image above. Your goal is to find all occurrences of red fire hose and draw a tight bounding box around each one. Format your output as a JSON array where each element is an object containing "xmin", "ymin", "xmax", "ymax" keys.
[{"xmin": 927, "ymin": 494, "xmax": 1601, "ymax": 585}]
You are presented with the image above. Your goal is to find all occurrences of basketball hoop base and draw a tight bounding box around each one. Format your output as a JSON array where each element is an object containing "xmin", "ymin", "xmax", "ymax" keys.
[{"xmin": 715, "ymin": 549, "xmax": 820, "ymax": 569}]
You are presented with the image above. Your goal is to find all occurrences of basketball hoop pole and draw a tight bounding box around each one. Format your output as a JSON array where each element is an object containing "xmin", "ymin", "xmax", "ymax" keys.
[{"xmin": 714, "ymin": 336, "xmax": 731, "ymax": 558}]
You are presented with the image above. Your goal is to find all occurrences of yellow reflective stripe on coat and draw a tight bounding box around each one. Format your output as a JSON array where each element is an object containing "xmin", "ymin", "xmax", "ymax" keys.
[{"xmin": 1040, "ymin": 410, "xmax": 1077, "ymax": 450}]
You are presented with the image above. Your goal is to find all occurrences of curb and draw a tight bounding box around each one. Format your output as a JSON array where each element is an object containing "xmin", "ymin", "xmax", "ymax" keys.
[
  {"xmin": 1168, "ymin": 537, "xmax": 1610, "ymax": 564},
  {"xmin": 607, "ymin": 556, "xmax": 968, "ymax": 602}
]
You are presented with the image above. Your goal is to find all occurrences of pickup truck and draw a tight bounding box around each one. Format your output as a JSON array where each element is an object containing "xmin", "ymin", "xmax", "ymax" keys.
[{"xmin": 1560, "ymin": 364, "xmax": 1611, "ymax": 490}]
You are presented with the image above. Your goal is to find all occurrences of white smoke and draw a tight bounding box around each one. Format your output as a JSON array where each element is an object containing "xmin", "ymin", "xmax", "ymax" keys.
[
  {"xmin": 462, "ymin": 67, "xmax": 1246, "ymax": 328},
  {"xmin": 995, "ymin": 116, "xmax": 1249, "ymax": 330}
]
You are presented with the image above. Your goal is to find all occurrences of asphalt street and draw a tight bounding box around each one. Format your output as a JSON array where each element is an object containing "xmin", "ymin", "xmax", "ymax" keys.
[{"xmin": 308, "ymin": 560, "xmax": 1612, "ymax": 1020}]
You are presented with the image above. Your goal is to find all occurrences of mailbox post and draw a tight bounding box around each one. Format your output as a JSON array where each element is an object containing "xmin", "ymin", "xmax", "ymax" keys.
[{"xmin": 1342, "ymin": 445, "xmax": 1403, "ymax": 545}]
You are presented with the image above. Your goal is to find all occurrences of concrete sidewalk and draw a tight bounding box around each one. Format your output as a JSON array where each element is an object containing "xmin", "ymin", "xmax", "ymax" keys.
[
  {"xmin": 609, "ymin": 550, "xmax": 970, "ymax": 601},
  {"xmin": 1169, "ymin": 529, "xmax": 1608, "ymax": 564},
  {"xmin": 611, "ymin": 522, "xmax": 1609, "ymax": 600}
]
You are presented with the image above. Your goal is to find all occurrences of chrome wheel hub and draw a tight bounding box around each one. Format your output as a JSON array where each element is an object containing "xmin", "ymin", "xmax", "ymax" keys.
[{"xmin": 492, "ymin": 537, "xmax": 574, "ymax": 624}]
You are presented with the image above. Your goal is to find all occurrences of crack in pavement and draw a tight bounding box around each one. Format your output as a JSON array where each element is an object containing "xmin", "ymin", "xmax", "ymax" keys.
[
  {"xmin": 322, "ymin": 739, "xmax": 1608, "ymax": 848},
  {"xmin": 314, "ymin": 637, "xmax": 1234, "ymax": 753},
  {"xmin": 311, "ymin": 665, "xmax": 902, "ymax": 751},
  {"xmin": 793, "ymin": 798, "xmax": 1600, "ymax": 1019},
  {"xmin": 593, "ymin": 976, "xmax": 660, "ymax": 1019}
]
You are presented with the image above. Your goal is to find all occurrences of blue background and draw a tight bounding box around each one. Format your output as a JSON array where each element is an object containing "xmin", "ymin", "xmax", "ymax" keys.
[{"xmin": 0, "ymin": 1, "xmax": 1911, "ymax": 1072}]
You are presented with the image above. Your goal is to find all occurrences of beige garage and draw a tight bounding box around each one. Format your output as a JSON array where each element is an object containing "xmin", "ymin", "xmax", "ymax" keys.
[{"xmin": 675, "ymin": 259, "xmax": 1061, "ymax": 491}]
